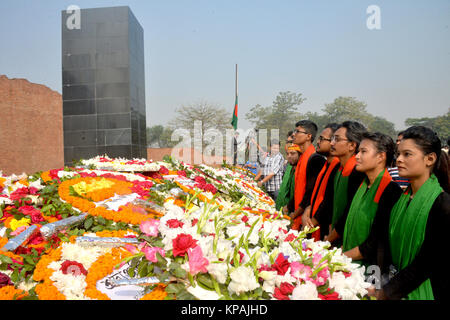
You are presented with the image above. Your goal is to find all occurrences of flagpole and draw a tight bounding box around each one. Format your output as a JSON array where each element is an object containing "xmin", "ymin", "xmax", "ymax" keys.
[{"xmin": 233, "ymin": 64, "xmax": 238, "ymax": 166}]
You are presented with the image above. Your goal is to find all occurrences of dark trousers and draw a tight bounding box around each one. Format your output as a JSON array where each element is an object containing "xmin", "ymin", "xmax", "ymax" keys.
[{"xmin": 267, "ymin": 190, "xmax": 279, "ymax": 201}]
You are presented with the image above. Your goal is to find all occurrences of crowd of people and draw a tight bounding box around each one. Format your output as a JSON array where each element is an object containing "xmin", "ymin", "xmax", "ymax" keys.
[{"xmin": 244, "ymin": 121, "xmax": 450, "ymax": 300}]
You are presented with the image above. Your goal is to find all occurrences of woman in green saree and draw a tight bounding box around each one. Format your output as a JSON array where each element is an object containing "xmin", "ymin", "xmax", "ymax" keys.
[{"xmin": 368, "ymin": 126, "xmax": 450, "ymax": 300}]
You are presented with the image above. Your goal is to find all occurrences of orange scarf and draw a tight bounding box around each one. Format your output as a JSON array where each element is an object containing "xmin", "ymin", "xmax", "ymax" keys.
[
  {"xmin": 309, "ymin": 157, "xmax": 340, "ymax": 240},
  {"xmin": 292, "ymin": 144, "xmax": 316, "ymax": 230}
]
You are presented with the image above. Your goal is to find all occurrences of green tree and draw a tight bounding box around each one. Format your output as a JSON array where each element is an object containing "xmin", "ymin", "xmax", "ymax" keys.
[
  {"xmin": 405, "ymin": 108, "xmax": 450, "ymax": 144},
  {"xmin": 146, "ymin": 125, "xmax": 176, "ymax": 148},
  {"xmin": 301, "ymin": 96, "xmax": 397, "ymax": 138},
  {"xmin": 246, "ymin": 91, "xmax": 306, "ymax": 151}
]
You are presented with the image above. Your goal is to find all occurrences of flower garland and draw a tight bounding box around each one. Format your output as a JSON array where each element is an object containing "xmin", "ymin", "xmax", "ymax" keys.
[
  {"xmin": 0, "ymin": 285, "xmax": 28, "ymax": 300},
  {"xmin": 33, "ymin": 230, "xmax": 169, "ymax": 300},
  {"xmin": 58, "ymin": 177, "xmax": 157, "ymax": 225}
]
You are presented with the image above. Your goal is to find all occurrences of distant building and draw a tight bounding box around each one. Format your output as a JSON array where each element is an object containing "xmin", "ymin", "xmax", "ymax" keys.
[{"xmin": 62, "ymin": 6, "xmax": 147, "ymax": 165}]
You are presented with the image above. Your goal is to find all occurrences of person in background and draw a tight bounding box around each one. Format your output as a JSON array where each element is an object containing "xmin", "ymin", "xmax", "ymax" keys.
[
  {"xmin": 283, "ymin": 131, "xmax": 295, "ymax": 169},
  {"xmin": 322, "ymin": 121, "xmax": 367, "ymax": 247},
  {"xmin": 387, "ymin": 131, "xmax": 410, "ymax": 190},
  {"xmin": 243, "ymin": 160, "xmax": 259, "ymax": 175},
  {"xmin": 342, "ymin": 132, "xmax": 402, "ymax": 273},
  {"xmin": 301, "ymin": 123, "xmax": 340, "ymax": 240},
  {"xmin": 275, "ymin": 143, "xmax": 301, "ymax": 212},
  {"xmin": 368, "ymin": 126, "xmax": 449, "ymax": 300},
  {"xmin": 255, "ymin": 139, "xmax": 285, "ymax": 201},
  {"xmin": 289, "ymin": 120, "xmax": 326, "ymax": 230}
]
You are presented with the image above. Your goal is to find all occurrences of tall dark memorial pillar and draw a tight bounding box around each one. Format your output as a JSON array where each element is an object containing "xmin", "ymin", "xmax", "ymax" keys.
[{"xmin": 62, "ymin": 6, "xmax": 147, "ymax": 165}]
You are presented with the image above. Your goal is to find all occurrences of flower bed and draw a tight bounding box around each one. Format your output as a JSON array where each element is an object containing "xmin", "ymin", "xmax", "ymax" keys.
[{"xmin": 0, "ymin": 156, "xmax": 371, "ymax": 300}]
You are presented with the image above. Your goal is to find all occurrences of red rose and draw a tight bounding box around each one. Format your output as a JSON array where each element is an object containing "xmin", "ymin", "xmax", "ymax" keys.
[
  {"xmin": 159, "ymin": 166, "xmax": 169, "ymax": 175},
  {"xmin": 60, "ymin": 261, "xmax": 88, "ymax": 276},
  {"xmin": 272, "ymin": 253, "xmax": 290, "ymax": 275},
  {"xmin": 273, "ymin": 287, "xmax": 290, "ymax": 300},
  {"xmin": 194, "ymin": 176, "xmax": 206, "ymax": 185},
  {"xmin": 279, "ymin": 282, "xmax": 295, "ymax": 295},
  {"xmin": 319, "ymin": 290, "xmax": 341, "ymax": 300},
  {"xmin": 177, "ymin": 170, "xmax": 187, "ymax": 177},
  {"xmin": 204, "ymin": 183, "xmax": 217, "ymax": 194},
  {"xmin": 172, "ymin": 234, "xmax": 198, "ymax": 257},
  {"xmin": 9, "ymin": 188, "xmax": 29, "ymax": 201},
  {"xmin": 166, "ymin": 219, "xmax": 184, "ymax": 229},
  {"xmin": 28, "ymin": 233, "xmax": 45, "ymax": 245},
  {"xmin": 0, "ymin": 272, "xmax": 13, "ymax": 288}
]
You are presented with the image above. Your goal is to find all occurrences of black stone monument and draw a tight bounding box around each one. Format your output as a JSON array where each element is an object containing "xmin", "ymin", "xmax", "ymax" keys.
[{"xmin": 62, "ymin": 6, "xmax": 147, "ymax": 165}]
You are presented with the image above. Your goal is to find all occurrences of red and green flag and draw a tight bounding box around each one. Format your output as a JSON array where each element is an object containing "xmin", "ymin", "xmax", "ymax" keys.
[{"xmin": 231, "ymin": 95, "xmax": 238, "ymax": 130}]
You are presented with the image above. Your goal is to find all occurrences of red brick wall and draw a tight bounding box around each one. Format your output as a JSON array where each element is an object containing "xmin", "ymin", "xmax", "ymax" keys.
[{"xmin": 0, "ymin": 75, "xmax": 64, "ymax": 176}]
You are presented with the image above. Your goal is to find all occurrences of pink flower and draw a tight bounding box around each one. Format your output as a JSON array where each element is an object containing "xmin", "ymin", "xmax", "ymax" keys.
[
  {"xmin": 124, "ymin": 244, "xmax": 140, "ymax": 255},
  {"xmin": 311, "ymin": 267, "xmax": 329, "ymax": 286},
  {"xmin": 313, "ymin": 253, "xmax": 324, "ymax": 266},
  {"xmin": 142, "ymin": 245, "xmax": 165, "ymax": 263},
  {"xmin": 290, "ymin": 262, "xmax": 313, "ymax": 280},
  {"xmin": 140, "ymin": 219, "xmax": 160, "ymax": 237},
  {"xmin": 10, "ymin": 226, "xmax": 28, "ymax": 236},
  {"xmin": 187, "ymin": 246, "xmax": 209, "ymax": 275}
]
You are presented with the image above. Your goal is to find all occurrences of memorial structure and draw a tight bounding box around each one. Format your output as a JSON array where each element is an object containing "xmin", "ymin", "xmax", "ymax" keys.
[{"xmin": 62, "ymin": 6, "xmax": 147, "ymax": 165}]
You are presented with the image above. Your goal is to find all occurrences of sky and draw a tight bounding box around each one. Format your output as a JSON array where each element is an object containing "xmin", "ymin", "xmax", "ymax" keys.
[{"xmin": 0, "ymin": 0, "xmax": 449, "ymax": 131}]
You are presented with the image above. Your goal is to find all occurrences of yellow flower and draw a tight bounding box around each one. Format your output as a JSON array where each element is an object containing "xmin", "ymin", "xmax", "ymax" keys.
[
  {"xmin": 10, "ymin": 217, "xmax": 31, "ymax": 231},
  {"xmin": 72, "ymin": 178, "xmax": 115, "ymax": 196}
]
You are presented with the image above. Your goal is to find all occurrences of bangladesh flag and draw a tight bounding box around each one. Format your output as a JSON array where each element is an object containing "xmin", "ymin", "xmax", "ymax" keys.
[{"xmin": 231, "ymin": 95, "xmax": 238, "ymax": 130}]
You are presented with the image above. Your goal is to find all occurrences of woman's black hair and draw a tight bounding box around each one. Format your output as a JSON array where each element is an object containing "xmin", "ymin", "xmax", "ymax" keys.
[
  {"xmin": 361, "ymin": 131, "xmax": 395, "ymax": 168},
  {"xmin": 402, "ymin": 126, "xmax": 450, "ymax": 193}
]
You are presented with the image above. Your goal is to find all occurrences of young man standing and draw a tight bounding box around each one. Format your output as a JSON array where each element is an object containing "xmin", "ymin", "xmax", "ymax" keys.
[
  {"xmin": 276, "ymin": 143, "xmax": 301, "ymax": 212},
  {"xmin": 289, "ymin": 120, "xmax": 326, "ymax": 230},
  {"xmin": 324, "ymin": 121, "xmax": 367, "ymax": 246},
  {"xmin": 301, "ymin": 123, "xmax": 341, "ymax": 240},
  {"xmin": 255, "ymin": 139, "xmax": 285, "ymax": 201}
]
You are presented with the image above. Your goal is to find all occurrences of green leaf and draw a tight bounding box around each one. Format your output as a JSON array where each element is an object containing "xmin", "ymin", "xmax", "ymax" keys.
[
  {"xmin": 0, "ymin": 255, "xmax": 13, "ymax": 264},
  {"xmin": 176, "ymin": 289, "xmax": 197, "ymax": 300},
  {"xmin": 138, "ymin": 260, "xmax": 149, "ymax": 278},
  {"xmin": 11, "ymin": 269, "xmax": 19, "ymax": 283},
  {"xmin": 197, "ymin": 273, "xmax": 214, "ymax": 289},
  {"xmin": 155, "ymin": 251, "xmax": 167, "ymax": 267},
  {"xmin": 24, "ymin": 255, "xmax": 36, "ymax": 266},
  {"xmin": 84, "ymin": 217, "xmax": 93, "ymax": 229},
  {"xmin": 165, "ymin": 283, "xmax": 185, "ymax": 294},
  {"xmin": 128, "ymin": 266, "xmax": 136, "ymax": 278},
  {"xmin": 97, "ymin": 216, "xmax": 107, "ymax": 225}
]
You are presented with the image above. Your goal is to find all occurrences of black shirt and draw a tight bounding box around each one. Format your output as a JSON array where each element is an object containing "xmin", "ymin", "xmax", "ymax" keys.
[
  {"xmin": 287, "ymin": 153, "xmax": 326, "ymax": 213},
  {"xmin": 315, "ymin": 165, "xmax": 366, "ymax": 242},
  {"xmin": 309, "ymin": 160, "xmax": 340, "ymax": 238},
  {"xmin": 380, "ymin": 191, "xmax": 450, "ymax": 300}
]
